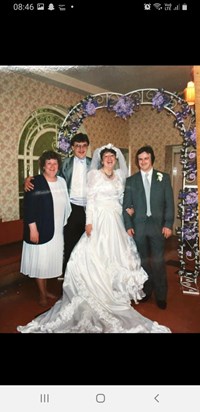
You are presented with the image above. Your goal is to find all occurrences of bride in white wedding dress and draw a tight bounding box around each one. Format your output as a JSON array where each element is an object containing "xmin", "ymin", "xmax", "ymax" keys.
[{"xmin": 17, "ymin": 144, "xmax": 171, "ymax": 333}]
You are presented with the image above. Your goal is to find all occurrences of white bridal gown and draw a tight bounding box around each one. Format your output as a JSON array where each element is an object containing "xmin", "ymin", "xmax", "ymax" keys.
[{"xmin": 17, "ymin": 169, "xmax": 171, "ymax": 333}]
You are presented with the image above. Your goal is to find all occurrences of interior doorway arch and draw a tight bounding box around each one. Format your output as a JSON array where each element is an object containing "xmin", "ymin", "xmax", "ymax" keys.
[{"xmin": 18, "ymin": 105, "xmax": 66, "ymax": 218}]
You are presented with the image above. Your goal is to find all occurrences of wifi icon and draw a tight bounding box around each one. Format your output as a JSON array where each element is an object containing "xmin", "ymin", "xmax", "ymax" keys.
[{"xmin": 153, "ymin": 2, "xmax": 162, "ymax": 9}]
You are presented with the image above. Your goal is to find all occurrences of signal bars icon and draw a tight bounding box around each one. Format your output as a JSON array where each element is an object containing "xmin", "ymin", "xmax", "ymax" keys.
[{"xmin": 145, "ymin": 2, "xmax": 187, "ymax": 10}]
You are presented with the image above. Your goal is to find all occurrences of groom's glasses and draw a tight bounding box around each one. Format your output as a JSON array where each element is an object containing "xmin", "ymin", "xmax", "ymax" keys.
[{"xmin": 73, "ymin": 143, "xmax": 88, "ymax": 148}]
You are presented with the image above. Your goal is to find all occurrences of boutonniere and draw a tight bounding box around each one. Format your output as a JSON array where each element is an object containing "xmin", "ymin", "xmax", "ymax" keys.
[{"xmin": 157, "ymin": 172, "xmax": 163, "ymax": 182}]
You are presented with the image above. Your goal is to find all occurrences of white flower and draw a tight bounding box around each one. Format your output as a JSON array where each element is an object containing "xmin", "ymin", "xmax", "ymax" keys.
[
  {"xmin": 105, "ymin": 143, "xmax": 113, "ymax": 149},
  {"xmin": 98, "ymin": 143, "xmax": 118, "ymax": 159},
  {"xmin": 157, "ymin": 172, "xmax": 163, "ymax": 182}
]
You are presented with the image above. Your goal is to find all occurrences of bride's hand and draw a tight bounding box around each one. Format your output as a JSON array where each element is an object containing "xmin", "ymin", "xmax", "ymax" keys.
[
  {"xmin": 126, "ymin": 207, "xmax": 134, "ymax": 216},
  {"xmin": 85, "ymin": 224, "xmax": 92, "ymax": 237}
]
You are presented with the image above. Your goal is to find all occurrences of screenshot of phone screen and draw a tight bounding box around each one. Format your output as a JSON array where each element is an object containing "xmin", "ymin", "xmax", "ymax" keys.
[
  {"xmin": 0, "ymin": 1, "xmax": 198, "ymax": 53},
  {"xmin": 0, "ymin": 0, "xmax": 199, "ymax": 405},
  {"xmin": 0, "ymin": 385, "xmax": 200, "ymax": 410}
]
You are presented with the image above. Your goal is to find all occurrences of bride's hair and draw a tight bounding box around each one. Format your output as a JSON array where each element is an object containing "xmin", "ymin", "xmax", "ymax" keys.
[
  {"xmin": 100, "ymin": 148, "xmax": 117, "ymax": 162},
  {"xmin": 90, "ymin": 143, "xmax": 128, "ymax": 178}
]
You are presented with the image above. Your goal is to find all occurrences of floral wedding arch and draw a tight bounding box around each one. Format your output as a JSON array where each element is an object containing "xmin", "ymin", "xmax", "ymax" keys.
[{"xmin": 57, "ymin": 89, "xmax": 199, "ymax": 294}]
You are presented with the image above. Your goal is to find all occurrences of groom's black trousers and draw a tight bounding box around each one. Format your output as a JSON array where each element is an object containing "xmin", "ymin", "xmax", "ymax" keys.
[{"xmin": 63, "ymin": 203, "xmax": 86, "ymax": 273}]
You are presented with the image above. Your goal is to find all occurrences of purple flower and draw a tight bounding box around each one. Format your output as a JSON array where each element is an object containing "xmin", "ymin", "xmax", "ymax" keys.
[
  {"xmin": 188, "ymin": 151, "xmax": 196, "ymax": 159},
  {"xmin": 82, "ymin": 98, "xmax": 98, "ymax": 116},
  {"xmin": 188, "ymin": 173, "xmax": 196, "ymax": 181},
  {"xmin": 152, "ymin": 93, "xmax": 164, "ymax": 107},
  {"xmin": 185, "ymin": 128, "xmax": 196, "ymax": 148},
  {"xmin": 184, "ymin": 207, "xmax": 196, "ymax": 221},
  {"xmin": 186, "ymin": 250, "xmax": 192, "ymax": 257},
  {"xmin": 152, "ymin": 90, "xmax": 170, "ymax": 112},
  {"xmin": 185, "ymin": 192, "xmax": 198, "ymax": 205},
  {"xmin": 112, "ymin": 96, "xmax": 135, "ymax": 119},
  {"xmin": 182, "ymin": 225, "xmax": 197, "ymax": 241},
  {"xmin": 58, "ymin": 133, "xmax": 71, "ymax": 154},
  {"xmin": 190, "ymin": 127, "xmax": 196, "ymax": 142}
]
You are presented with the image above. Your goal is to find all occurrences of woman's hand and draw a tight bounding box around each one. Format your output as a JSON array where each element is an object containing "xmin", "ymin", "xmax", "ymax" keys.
[
  {"xmin": 29, "ymin": 223, "xmax": 39, "ymax": 243},
  {"xmin": 85, "ymin": 224, "xmax": 92, "ymax": 237},
  {"xmin": 24, "ymin": 176, "xmax": 34, "ymax": 192}
]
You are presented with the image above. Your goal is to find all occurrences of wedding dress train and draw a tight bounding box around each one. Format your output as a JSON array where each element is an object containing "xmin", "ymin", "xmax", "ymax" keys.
[{"xmin": 17, "ymin": 169, "xmax": 171, "ymax": 333}]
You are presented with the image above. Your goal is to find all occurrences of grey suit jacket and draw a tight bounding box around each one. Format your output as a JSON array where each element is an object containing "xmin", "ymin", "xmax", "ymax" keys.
[
  {"xmin": 58, "ymin": 156, "xmax": 92, "ymax": 190},
  {"xmin": 123, "ymin": 169, "xmax": 174, "ymax": 233}
]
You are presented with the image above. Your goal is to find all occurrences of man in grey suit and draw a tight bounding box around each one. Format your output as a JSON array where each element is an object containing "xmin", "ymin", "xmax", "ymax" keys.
[{"xmin": 123, "ymin": 145, "xmax": 174, "ymax": 309}]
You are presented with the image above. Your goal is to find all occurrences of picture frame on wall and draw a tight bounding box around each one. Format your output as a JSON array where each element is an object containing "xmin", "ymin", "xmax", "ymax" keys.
[{"xmin": 119, "ymin": 146, "xmax": 131, "ymax": 176}]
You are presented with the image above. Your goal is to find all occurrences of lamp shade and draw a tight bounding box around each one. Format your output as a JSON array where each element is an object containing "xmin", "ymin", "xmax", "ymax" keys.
[{"xmin": 184, "ymin": 81, "xmax": 195, "ymax": 105}]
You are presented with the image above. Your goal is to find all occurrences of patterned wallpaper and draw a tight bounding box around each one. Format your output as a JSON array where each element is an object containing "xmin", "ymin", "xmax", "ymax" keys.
[
  {"xmin": 0, "ymin": 72, "xmax": 182, "ymax": 222},
  {"xmin": 84, "ymin": 104, "xmax": 182, "ymax": 174},
  {"xmin": 128, "ymin": 106, "xmax": 182, "ymax": 174},
  {"xmin": 84, "ymin": 109, "xmax": 129, "ymax": 153},
  {"xmin": 0, "ymin": 72, "xmax": 83, "ymax": 222}
]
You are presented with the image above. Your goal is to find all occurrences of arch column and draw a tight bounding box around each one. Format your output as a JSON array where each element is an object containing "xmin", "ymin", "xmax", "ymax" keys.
[{"xmin": 194, "ymin": 66, "xmax": 200, "ymax": 244}]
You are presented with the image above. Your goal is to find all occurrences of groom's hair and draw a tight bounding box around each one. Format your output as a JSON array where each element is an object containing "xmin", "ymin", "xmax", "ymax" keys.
[
  {"xmin": 71, "ymin": 133, "xmax": 90, "ymax": 146},
  {"xmin": 135, "ymin": 145, "xmax": 155, "ymax": 168}
]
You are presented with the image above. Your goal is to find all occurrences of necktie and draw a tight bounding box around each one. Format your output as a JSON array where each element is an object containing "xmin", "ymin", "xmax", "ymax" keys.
[{"xmin": 144, "ymin": 173, "xmax": 151, "ymax": 216}]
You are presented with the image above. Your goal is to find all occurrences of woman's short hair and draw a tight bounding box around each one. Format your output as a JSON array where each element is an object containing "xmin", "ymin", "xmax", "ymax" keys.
[
  {"xmin": 39, "ymin": 150, "xmax": 62, "ymax": 172},
  {"xmin": 100, "ymin": 148, "xmax": 117, "ymax": 161}
]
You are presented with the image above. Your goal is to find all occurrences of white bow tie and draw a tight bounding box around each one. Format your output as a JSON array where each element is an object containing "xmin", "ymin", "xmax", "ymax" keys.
[{"xmin": 75, "ymin": 157, "xmax": 85, "ymax": 164}]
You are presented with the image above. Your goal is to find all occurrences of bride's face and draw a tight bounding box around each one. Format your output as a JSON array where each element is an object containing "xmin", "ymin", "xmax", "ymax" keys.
[{"xmin": 102, "ymin": 152, "xmax": 117, "ymax": 169}]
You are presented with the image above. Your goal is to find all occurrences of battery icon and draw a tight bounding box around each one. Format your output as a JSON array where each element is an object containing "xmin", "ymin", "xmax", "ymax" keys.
[{"xmin": 182, "ymin": 3, "xmax": 187, "ymax": 10}]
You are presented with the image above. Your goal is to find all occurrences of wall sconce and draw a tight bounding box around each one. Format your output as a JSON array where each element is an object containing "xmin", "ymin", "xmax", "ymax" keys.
[{"xmin": 184, "ymin": 81, "xmax": 195, "ymax": 106}]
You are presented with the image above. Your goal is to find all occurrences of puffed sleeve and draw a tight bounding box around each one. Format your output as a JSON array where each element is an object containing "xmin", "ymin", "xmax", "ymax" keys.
[
  {"xmin": 115, "ymin": 169, "xmax": 126, "ymax": 205},
  {"xmin": 85, "ymin": 169, "xmax": 99, "ymax": 225}
]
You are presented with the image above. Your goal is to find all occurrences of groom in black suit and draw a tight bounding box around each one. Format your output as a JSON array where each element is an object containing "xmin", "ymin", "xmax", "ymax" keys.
[
  {"xmin": 123, "ymin": 145, "xmax": 174, "ymax": 309},
  {"xmin": 59, "ymin": 133, "xmax": 92, "ymax": 273}
]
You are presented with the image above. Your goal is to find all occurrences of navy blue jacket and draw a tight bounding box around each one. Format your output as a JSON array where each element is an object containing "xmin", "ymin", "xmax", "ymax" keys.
[{"xmin": 23, "ymin": 174, "xmax": 54, "ymax": 244}]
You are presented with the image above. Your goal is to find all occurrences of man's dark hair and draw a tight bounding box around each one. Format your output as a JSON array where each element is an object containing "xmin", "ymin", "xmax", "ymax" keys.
[
  {"xmin": 135, "ymin": 145, "xmax": 155, "ymax": 168},
  {"xmin": 71, "ymin": 133, "xmax": 90, "ymax": 146}
]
